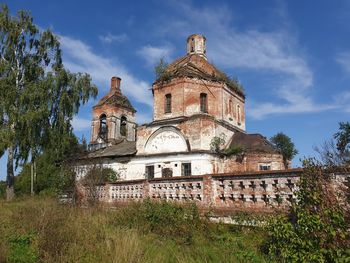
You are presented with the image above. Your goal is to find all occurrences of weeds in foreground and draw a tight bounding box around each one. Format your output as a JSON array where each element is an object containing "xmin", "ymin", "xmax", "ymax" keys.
[{"xmin": 0, "ymin": 197, "xmax": 271, "ymax": 263}]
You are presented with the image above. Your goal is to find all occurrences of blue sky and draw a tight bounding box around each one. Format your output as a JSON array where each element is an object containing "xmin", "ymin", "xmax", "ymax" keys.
[{"xmin": 1, "ymin": 0, "xmax": 350, "ymax": 180}]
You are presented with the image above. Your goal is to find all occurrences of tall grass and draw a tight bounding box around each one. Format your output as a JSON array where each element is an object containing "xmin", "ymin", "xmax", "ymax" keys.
[{"xmin": 0, "ymin": 197, "xmax": 273, "ymax": 263}]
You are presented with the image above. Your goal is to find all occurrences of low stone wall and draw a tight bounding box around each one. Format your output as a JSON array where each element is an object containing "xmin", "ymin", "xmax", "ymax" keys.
[{"xmin": 89, "ymin": 169, "xmax": 349, "ymax": 213}]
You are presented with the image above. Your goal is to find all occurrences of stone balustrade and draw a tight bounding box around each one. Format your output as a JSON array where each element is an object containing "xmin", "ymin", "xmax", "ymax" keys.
[{"xmin": 86, "ymin": 169, "xmax": 349, "ymax": 213}]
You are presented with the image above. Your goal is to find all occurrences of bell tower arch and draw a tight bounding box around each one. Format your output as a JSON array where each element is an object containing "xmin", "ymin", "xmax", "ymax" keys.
[{"xmin": 90, "ymin": 76, "xmax": 137, "ymax": 150}]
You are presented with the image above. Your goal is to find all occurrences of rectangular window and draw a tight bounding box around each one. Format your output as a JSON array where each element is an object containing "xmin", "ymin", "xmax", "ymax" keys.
[
  {"xmin": 237, "ymin": 105, "xmax": 241, "ymax": 125},
  {"xmin": 259, "ymin": 164, "xmax": 271, "ymax": 171},
  {"xmin": 165, "ymin": 94, "xmax": 172, "ymax": 113},
  {"xmin": 200, "ymin": 93, "xmax": 207, "ymax": 113},
  {"xmin": 181, "ymin": 163, "xmax": 191, "ymax": 176},
  {"xmin": 145, "ymin": 165, "xmax": 154, "ymax": 179}
]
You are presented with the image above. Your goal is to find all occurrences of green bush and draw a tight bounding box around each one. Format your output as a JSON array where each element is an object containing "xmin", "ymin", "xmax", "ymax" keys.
[
  {"xmin": 225, "ymin": 145, "xmax": 244, "ymax": 156},
  {"xmin": 264, "ymin": 159, "xmax": 350, "ymax": 262}
]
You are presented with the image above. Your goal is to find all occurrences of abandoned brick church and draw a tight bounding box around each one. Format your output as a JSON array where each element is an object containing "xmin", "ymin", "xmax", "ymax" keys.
[{"xmin": 78, "ymin": 34, "xmax": 285, "ymax": 181}]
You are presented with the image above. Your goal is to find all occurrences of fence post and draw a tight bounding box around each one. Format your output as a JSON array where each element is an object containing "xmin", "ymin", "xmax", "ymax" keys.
[
  {"xmin": 202, "ymin": 175, "xmax": 213, "ymax": 207},
  {"xmin": 143, "ymin": 180, "xmax": 150, "ymax": 199}
]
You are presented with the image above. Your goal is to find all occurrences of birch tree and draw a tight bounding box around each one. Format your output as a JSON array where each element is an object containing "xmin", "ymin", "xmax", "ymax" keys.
[{"xmin": 0, "ymin": 5, "xmax": 97, "ymax": 200}]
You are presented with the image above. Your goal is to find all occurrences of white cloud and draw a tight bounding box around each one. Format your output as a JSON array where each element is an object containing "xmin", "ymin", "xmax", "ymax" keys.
[
  {"xmin": 336, "ymin": 52, "xmax": 350, "ymax": 73},
  {"xmin": 153, "ymin": 2, "xmax": 342, "ymax": 119},
  {"xmin": 137, "ymin": 45, "xmax": 173, "ymax": 66},
  {"xmin": 99, "ymin": 33, "xmax": 128, "ymax": 44},
  {"xmin": 333, "ymin": 91, "xmax": 350, "ymax": 113},
  {"xmin": 72, "ymin": 117, "xmax": 91, "ymax": 131},
  {"xmin": 59, "ymin": 35, "xmax": 153, "ymax": 108}
]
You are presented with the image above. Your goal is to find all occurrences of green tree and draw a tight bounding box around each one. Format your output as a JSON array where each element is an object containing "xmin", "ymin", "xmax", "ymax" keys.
[
  {"xmin": 334, "ymin": 121, "xmax": 350, "ymax": 165},
  {"xmin": 270, "ymin": 132, "xmax": 298, "ymax": 169},
  {"xmin": 0, "ymin": 5, "xmax": 97, "ymax": 200},
  {"xmin": 14, "ymin": 133, "xmax": 84, "ymax": 196},
  {"xmin": 265, "ymin": 159, "xmax": 350, "ymax": 262},
  {"xmin": 314, "ymin": 122, "xmax": 350, "ymax": 167}
]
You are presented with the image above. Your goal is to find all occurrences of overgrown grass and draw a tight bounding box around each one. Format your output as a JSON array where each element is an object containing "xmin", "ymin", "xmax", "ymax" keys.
[{"xmin": 0, "ymin": 197, "xmax": 273, "ymax": 263}]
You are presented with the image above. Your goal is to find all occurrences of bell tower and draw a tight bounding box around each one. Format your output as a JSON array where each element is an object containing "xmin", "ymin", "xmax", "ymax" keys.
[{"xmin": 89, "ymin": 76, "xmax": 136, "ymax": 151}]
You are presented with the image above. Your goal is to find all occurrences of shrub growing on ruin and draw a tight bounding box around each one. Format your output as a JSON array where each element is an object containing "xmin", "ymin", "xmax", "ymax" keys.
[
  {"xmin": 210, "ymin": 134, "xmax": 227, "ymax": 153},
  {"xmin": 225, "ymin": 145, "xmax": 244, "ymax": 156},
  {"xmin": 155, "ymin": 58, "xmax": 172, "ymax": 82}
]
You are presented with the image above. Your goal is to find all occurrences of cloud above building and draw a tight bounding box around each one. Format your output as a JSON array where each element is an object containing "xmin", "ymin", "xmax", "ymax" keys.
[
  {"xmin": 150, "ymin": 1, "xmax": 348, "ymax": 119},
  {"xmin": 59, "ymin": 35, "xmax": 153, "ymax": 109}
]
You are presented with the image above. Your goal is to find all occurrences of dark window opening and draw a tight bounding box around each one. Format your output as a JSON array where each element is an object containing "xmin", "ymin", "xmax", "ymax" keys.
[
  {"xmin": 181, "ymin": 163, "xmax": 191, "ymax": 176},
  {"xmin": 162, "ymin": 168, "xmax": 173, "ymax": 178},
  {"xmin": 237, "ymin": 105, "xmax": 241, "ymax": 125},
  {"xmin": 145, "ymin": 165, "xmax": 154, "ymax": 179},
  {"xmin": 120, "ymin": 116, "xmax": 127, "ymax": 137},
  {"xmin": 165, "ymin": 94, "xmax": 172, "ymax": 113},
  {"xmin": 229, "ymin": 99, "xmax": 233, "ymax": 116},
  {"xmin": 99, "ymin": 114, "xmax": 108, "ymax": 140},
  {"xmin": 200, "ymin": 93, "xmax": 208, "ymax": 113},
  {"xmin": 191, "ymin": 38, "xmax": 195, "ymax": 52},
  {"xmin": 259, "ymin": 164, "xmax": 271, "ymax": 171}
]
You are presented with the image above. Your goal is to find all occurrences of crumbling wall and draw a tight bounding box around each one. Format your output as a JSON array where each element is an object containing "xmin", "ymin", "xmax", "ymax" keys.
[{"xmin": 93, "ymin": 169, "xmax": 349, "ymax": 214}]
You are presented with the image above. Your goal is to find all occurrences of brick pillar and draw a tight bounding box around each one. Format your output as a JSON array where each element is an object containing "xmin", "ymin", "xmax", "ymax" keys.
[
  {"xmin": 143, "ymin": 180, "xmax": 150, "ymax": 199},
  {"xmin": 104, "ymin": 183, "xmax": 110, "ymax": 203},
  {"xmin": 202, "ymin": 175, "xmax": 213, "ymax": 206}
]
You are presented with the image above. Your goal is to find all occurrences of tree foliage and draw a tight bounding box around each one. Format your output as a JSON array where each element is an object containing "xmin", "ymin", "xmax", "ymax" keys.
[
  {"xmin": 0, "ymin": 5, "xmax": 97, "ymax": 199},
  {"xmin": 314, "ymin": 122, "xmax": 350, "ymax": 167},
  {"xmin": 270, "ymin": 132, "xmax": 298, "ymax": 168},
  {"xmin": 81, "ymin": 165, "xmax": 119, "ymax": 204},
  {"xmin": 14, "ymin": 133, "xmax": 84, "ymax": 196},
  {"xmin": 265, "ymin": 159, "xmax": 350, "ymax": 262},
  {"xmin": 154, "ymin": 58, "xmax": 171, "ymax": 82},
  {"xmin": 334, "ymin": 122, "xmax": 350, "ymax": 164}
]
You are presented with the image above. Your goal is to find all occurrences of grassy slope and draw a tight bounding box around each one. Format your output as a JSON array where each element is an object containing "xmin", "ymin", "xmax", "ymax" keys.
[{"xmin": 0, "ymin": 197, "xmax": 273, "ymax": 263}]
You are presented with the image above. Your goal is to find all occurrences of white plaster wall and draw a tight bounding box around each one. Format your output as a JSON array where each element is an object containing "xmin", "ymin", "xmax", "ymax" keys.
[
  {"xmin": 144, "ymin": 129, "xmax": 188, "ymax": 154},
  {"xmin": 122, "ymin": 153, "xmax": 216, "ymax": 180}
]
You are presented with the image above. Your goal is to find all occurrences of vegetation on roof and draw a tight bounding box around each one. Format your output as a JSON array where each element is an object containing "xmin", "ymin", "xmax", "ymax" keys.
[
  {"xmin": 213, "ymin": 69, "xmax": 245, "ymax": 96},
  {"xmin": 154, "ymin": 57, "xmax": 245, "ymax": 97}
]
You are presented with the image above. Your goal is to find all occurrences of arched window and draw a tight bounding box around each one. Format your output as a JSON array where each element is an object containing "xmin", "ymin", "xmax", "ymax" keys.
[
  {"xmin": 99, "ymin": 114, "xmax": 108, "ymax": 139},
  {"xmin": 191, "ymin": 38, "xmax": 195, "ymax": 52},
  {"xmin": 120, "ymin": 116, "xmax": 127, "ymax": 137},
  {"xmin": 200, "ymin": 93, "xmax": 208, "ymax": 113},
  {"xmin": 229, "ymin": 99, "xmax": 232, "ymax": 116},
  {"xmin": 237, "ymin": 105, "xmax": 241, "ymax": 125},
  {"xmin": 165, "ymin": 94, "xmax": 172, "ymax": 113}
]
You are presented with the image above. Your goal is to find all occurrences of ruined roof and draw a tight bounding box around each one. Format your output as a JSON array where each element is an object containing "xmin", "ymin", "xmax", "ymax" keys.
[
  {"xmin": 93, "ymin": 77, "xmax": 136, "ymax": 112},
  {"xmin": 84, "ymin": 139, "xmax": 137, "ymax": 159},
  {"xmin": 156, "ymin": 54, "xmax": 245, "ymax": 98},
  {"xmin": 228, "ymin": 132, "xmax": 278, "ymax": 154},
  {"xmin": 94, "ymin": 93, "xmax": 136, "ymax": 112}
]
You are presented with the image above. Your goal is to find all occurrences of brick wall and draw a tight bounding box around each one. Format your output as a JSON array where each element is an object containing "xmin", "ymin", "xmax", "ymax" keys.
[
  {"xmin": 85, "ymin": 169, "xmax": 301, "ymax": 212},
  {"xmin": 82, "ymin": 169, "xmax": 350, "ymax": 214}
]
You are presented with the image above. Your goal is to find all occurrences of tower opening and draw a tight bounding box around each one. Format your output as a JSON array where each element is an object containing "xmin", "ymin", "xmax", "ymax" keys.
[
  {"xmin": 99, "ymin": 114, "xmax": 108, "ymax": 140},
  {"xmin": 120, "ymin": 116, "xmax": 127, "ymax": 137}
]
